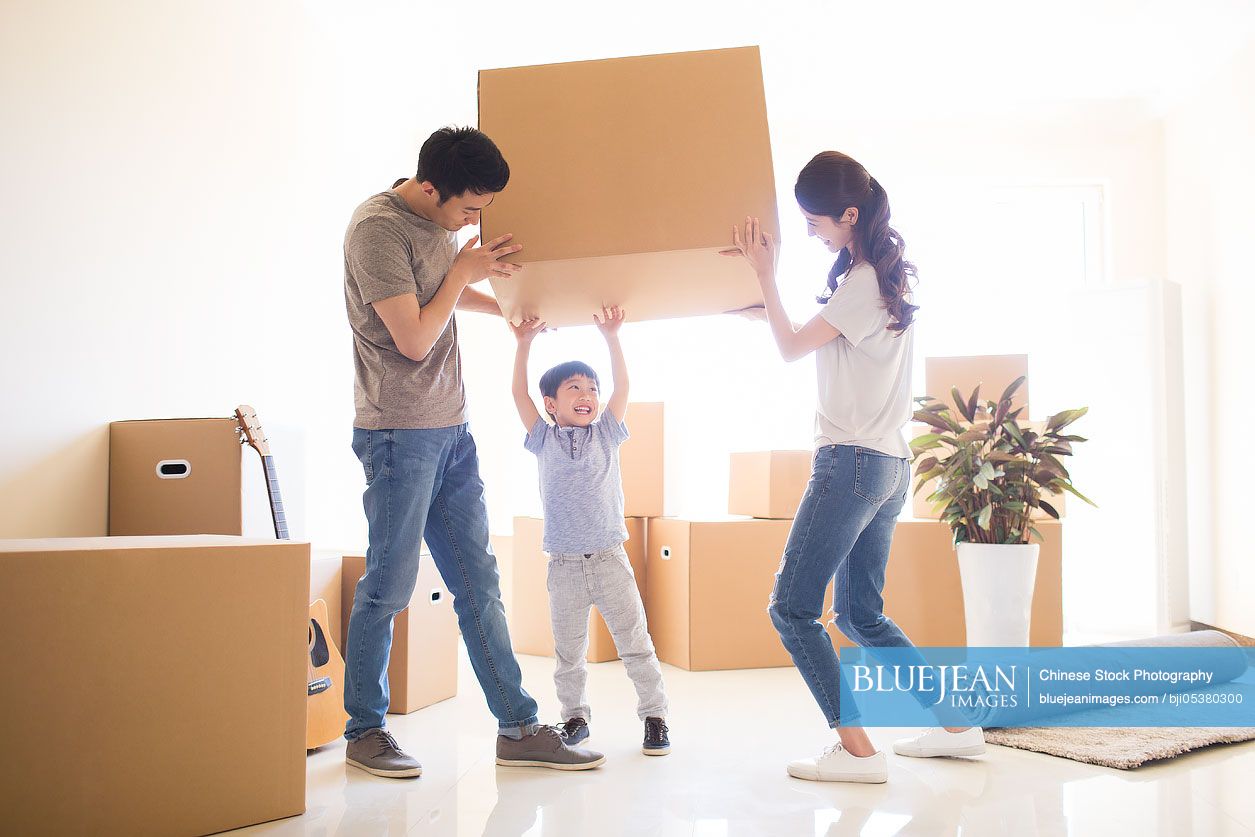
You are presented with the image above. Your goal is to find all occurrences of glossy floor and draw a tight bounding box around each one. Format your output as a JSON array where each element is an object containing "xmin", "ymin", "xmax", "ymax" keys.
[{"xmin": 232, "ymin": 650, "xmax": 1255, "ymax": 836}]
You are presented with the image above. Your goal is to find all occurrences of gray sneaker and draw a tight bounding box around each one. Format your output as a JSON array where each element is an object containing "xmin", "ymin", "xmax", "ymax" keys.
[
  {"xmin": 346, "ymin": 728, "xmax": 422, "ymax": 778},
  {"xmin": 496, "ymin": 724, "xmax": 606, "ymax": 770}
]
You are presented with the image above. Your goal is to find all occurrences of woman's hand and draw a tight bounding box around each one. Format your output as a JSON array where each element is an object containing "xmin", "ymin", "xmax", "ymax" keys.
[
  {"xmin": 719, "ymin": 216, "xmax": 777, "ymax": 278},
  {"xmin": 593, "ymin": 305, "xmax": 626, "ymax": 337},
  {"xmin": 509, "ymin": 316, "xmax": 547, "ymax": 345}
]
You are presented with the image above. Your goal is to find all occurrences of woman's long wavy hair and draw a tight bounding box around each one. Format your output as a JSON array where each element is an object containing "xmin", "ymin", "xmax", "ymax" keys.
[{"xmin": 794, "ymin": 151, "xmax": 918, "ymax": 333}]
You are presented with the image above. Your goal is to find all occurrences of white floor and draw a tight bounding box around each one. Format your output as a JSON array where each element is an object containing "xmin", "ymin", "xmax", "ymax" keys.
[{"xmin": 231, "ymin": 649, "xmax": 1255, "ymax": 837}]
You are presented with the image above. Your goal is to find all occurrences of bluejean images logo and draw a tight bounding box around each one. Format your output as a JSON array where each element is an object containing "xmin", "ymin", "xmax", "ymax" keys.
[{"xmin": 836, "ymin": 646, "xmax": 1255, "ymax": 728}]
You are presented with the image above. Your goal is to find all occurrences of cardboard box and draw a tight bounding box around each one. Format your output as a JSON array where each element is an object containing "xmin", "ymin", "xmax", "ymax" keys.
[
  {"xmin": 909, "ymin": 422, "xmax": 1067, "ymax": 521},
  {"xmin": 826, "ymin": 519, "xmax": 1063, "ymax": 648},
  {"xmin": 109, "ymin": 418, "xmax": 242, "ymax": 535},
  {"xmin": 510, "ymin": 516, "xmax": 648, "ymax": 663},
  {"xmin": 108, "ymin": 416, "xmax": 292, "ymax": 538},
  {"xmin": 310, "ymin": 549, "xmax": 345, "ymax": 647},
  {"xmin": 728, "ymin": 450, "xmax": 812, "ymax": 519},
  {"xmin": 341, "ymin": 554, "xmax": 458, "ymax": 714},
  {"xmin": 479, "ymin": 46, "xmax": 778, "ymax": 326},
  {"xmin": 645, "ymin": 517, "xmax": 794, "ymax": 671},
  {"xmin": 621, "ymin": 402, "xmax": 664, "ymax": 518},
  {"xmin": 0, "ymin": 535, "xmax": 308, "ymax": 836},
  {"xmin": 924, "ymin": 354, "xmax": 1030, "ymax": 418}
]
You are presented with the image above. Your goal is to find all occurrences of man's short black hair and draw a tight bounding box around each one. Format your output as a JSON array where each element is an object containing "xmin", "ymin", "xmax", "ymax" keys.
[
  {"xmin": 539, "ymin": 361, "xmax": 601, "ymax": 404},
  {"xmin": 416, "ymin": 126, "xmax": 509, "ymax": 205}
]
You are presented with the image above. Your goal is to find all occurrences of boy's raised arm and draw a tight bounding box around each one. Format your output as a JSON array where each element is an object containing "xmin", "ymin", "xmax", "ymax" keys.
[
  {"xmin": 510, "ymin": 317, "xmax": 546, "ymax": 432},
  {"xmin": 595, "ymin": 306, "xmax": 629, "ymax": 424}
]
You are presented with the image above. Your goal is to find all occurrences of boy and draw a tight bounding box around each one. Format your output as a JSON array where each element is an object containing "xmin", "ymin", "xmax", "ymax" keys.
[{"xmin": 510, "ymin": 306, "xmax": 672, "ymax": 756}]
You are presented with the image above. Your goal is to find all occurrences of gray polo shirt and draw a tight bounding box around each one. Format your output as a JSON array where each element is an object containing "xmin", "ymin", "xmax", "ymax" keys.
[
  {"xmin": 524, "ymin": 414, "xmax": 630, "ymax": 555},
  {"xmin": 343, "ymin": 190, "xmax": 467, "ymax": 430}
]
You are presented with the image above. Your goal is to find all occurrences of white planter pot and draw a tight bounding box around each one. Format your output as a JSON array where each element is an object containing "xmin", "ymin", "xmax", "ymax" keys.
[{"xmin": 956, "ymin": 542, "xmax": 1040, "ymax": 647}]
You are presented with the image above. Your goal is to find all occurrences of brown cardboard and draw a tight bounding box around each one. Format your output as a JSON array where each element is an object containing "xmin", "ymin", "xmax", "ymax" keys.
[
  {"xmin": 909, "ymin": 422, "xmax": 1067, "ymax": 521},
  {"xmin": 479, "ymin": 46, "xmax": 778, "ymax": 326},
  {"xmin": 341, "ymin": 554, "xmax": 458, "ymax": 714},
  {"xmin": 924, "ymin": 354, "xmax": 1030, "ymax": 418},
  {"xmin": 0, "ymin": 535, "xmax": 308, "ymax": 836},
  {"xmin": 109, "ymin": 418, "xmax": 244, "ymax": 535},
  {"xmin": 645, "ymin": 517, "xmax": 794, "ymax": 671},
  {"xmin": 621, "ymin": 402, "xmax": 664, "ymax": 518},
  {"xmin": 825, "ymin": 520, "xmax": 1063, "ymax": 648},
  {"xmin": 510, "ymin": 516, "xmax": 648, "ymax": 663},
  {"xmin": 310, "ymin": 550, "xmax": 344, "ymax": 647},
  {"xmin": 728, "ymin": 450, "xmax": 813, "ymax": 519}
]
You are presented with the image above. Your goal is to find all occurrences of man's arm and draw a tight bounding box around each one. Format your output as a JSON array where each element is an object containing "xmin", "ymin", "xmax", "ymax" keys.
[
  {"xmin": 456, "ymin": 286, "xmax": 503, "ymax": 316},
  {"xmin": 373, "ymin": 233, "xmax": 520, "ymax": 362}
]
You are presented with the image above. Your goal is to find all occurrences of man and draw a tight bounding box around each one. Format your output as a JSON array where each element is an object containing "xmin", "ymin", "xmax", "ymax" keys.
[{"xmin": 342, "ymin": 126, "xmax": 604, "ymax": 777}]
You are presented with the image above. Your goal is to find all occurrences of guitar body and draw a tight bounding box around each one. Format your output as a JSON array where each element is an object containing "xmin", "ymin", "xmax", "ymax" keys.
[
  {"xmin": 306, "ymin": 598, "xmax": 349, "ymax": 749},
  {"xmin": 234, "ymin": 405, "xmax": 349, "ymax": 749}
]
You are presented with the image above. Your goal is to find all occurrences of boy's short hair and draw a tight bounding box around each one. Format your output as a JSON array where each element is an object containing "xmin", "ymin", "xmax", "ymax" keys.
[
  {"xmin": 416, "ymin": 126, "xmax": 510, "ymax": 205},
  {"xmin": 539, "ymin": 361, "xmax": 601, "ymax": 403}
]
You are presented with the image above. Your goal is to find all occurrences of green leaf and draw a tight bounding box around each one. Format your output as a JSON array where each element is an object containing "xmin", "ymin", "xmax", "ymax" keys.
[
  {"xmin": 915, "ymin": 456, "xmax": 939, "ymax": 474},
  {"xmin": 1002, "ymin": 421, "xmax": 1027, "ymax": 448},
  {"xmin": 915, "ymin": 411, "xmax": 958, "ymax": 433},
  {"xmin": 950, "ymin": 386, "xmax": 975, "ymax": 422},
  {"xmin": 1047, "ymin": 406, "xmax": 1089, "ymax": 432},
  {"xmin": 967, "ymin": 385, "xmax": 982, "ymax": 423},
  {"xmin": 999, "ymin": 376, "xmax": 1027, "ymax": 407},
  {"xmin": 1060, "ymin": 482, "xmax": 1098, "ymax": 507},
  {"xmin": 977, "ymin": 504, "xmax": 993, "ymax": 530},
  {"xmin": 910, "ymin": 433, "xmax": 944, "ymax": 453},
  {"xmin": 1038, "ymin": 500, "xmax": 1061, "ymax": 519}
]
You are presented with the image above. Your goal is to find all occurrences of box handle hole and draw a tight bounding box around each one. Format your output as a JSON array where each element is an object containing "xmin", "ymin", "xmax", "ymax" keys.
[
  {"xmin": 156, "ymin": 460, "xmax": 191, "ymax": 479},
  {"xmin": 661, "ymin": 546, "xmax": 672, "ymax": 560},
  {"xmin": 430, "ymin": 589, "xmax": 442, "ymax": 605}
]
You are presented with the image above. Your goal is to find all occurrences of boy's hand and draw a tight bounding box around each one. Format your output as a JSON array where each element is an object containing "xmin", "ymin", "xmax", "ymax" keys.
[
  {"xmin": 719, "ymin": 216, "xmax": 777, "ymax": 278},
  {"xmin": 593, "ymin": 305, "xmax": 625, "ymax": 337},
  {"xmin": 510, "ymin": 317, "xmax": 547, "ymax": 345},
  {"xmin": 451, "ymin": 233, "xmax": 523, "ymax": 285}
]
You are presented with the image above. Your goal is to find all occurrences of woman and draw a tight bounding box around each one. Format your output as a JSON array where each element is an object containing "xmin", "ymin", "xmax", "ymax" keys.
[{"xmin": 724, "ymin": 151, "xmax": 984, "ymax": 783}]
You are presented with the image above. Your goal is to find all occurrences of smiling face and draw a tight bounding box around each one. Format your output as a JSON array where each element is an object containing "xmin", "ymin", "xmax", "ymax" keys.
[
  {"xmin": 801, "ymin": 204, "xmax": 858, "ymax": 254},
  {"xmin": 543, "ymin": 374, "xmax": 600, "ymax": 427},
  {"xmin": 423, "ymin": 184, "xmax": 497, "ymax": 232}
]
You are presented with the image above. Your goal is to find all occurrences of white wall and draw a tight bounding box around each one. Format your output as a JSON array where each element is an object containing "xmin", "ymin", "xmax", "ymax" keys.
[
  {"xmin": 1164, "ymin": 36, "xmax": 1255, "ymax": 638},
  {"xmin": 1, "ymin": 1, "xmax": 1247, "ymax": 638}
]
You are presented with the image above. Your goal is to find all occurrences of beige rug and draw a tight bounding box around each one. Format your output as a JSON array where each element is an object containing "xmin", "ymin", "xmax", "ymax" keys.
[{"xmin": 985, "ymin": 725, "xmax": 1255, "ymax": 769}]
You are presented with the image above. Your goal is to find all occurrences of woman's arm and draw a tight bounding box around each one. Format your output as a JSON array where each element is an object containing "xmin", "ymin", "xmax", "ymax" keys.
[{"xmin": 722, "ymin": 217, "xmax": 841, "ymax": 362}]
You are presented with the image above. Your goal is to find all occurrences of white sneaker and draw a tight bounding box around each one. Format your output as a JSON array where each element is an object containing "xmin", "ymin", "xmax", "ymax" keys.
[
  {"xmin": 892, "ymin": 727, "xmax": 986, "ymax": 758},
  {"xmin": 787, "ymin": 743, "xmax": 888, "ymax": 783}
]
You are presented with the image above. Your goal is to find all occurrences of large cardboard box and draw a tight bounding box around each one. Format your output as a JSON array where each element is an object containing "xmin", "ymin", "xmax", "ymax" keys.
[
  {"xmin": 341, "ymin": 554, "xmax": 458, "ymax": 714},
  {"xmin": 728, "ymin": 450, "xmax": 812, "ymax": 519},
  {"xmin": 479, "ymin": 46, "xmax": 778, "ymax": 326},
  {"xmin": 0, "ymin": 535, "xmax": 308, "ymax": 836},
  {"xmin": 510, "ymin": 516, "xmax": 648, "ymax": 663},
  {"xmin": 909, "ymin": 422, "xmax": 1066, "ymax": 521},
  {"xmin": 645, "ymin": 517, "xmax": 794, "ymax": 671},
  {"xmin": 621, "ymin": 402, "xmax": 664, "ymax": 518},
  {"xmin": 924, "ymin": 354, "xmax": 1030, "ymax": 417},
  {"xmin": 826, "ymin": 519, "xmax": 1063, "ymax": 648}
]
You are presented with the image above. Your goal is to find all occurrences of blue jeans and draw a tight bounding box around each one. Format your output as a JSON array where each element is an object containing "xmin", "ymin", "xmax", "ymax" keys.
[
  {"xmin": 343, "ymin": 425, "xmax": 539, "ymax": 739},
  {"xmin": 769, "ymin": 444, "xmax": 936, "ymax": 727}
]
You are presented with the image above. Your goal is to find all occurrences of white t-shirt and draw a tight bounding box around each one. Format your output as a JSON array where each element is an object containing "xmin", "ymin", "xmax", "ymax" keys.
[{"xmin": 813, "ymin": 261, "xmax": 914, "ymax": 458}]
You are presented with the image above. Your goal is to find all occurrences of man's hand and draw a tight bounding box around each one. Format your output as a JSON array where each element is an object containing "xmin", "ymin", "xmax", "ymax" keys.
[
  {"xmin": 451, "ymin": 233, "xmax": 523, "ymax": 286},
  {"xmin": 510, "ymin": 317, "xmax": 548, "ymax": 345},
  {"xmin": 594, "ymin": 305, "xmax": 626, "ymax": 337},
  {"xmin": 719, "ymin": 216, "xmax": 777, "ymax": 279}
]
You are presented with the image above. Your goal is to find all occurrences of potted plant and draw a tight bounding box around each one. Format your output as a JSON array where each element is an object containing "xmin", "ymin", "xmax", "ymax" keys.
[{"xmin": 911, "ymin": 376, "xmax": 1094, "ymax": 646}]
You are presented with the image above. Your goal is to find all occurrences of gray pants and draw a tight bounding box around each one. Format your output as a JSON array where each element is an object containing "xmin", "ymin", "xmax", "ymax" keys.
[{"xmin": 547, "ymin": 544, "xmax": 668, "ymax": 722}]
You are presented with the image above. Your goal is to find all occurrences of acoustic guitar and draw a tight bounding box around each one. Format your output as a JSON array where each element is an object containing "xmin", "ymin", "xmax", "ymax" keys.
[{"xmin": 235, "ymin": 405, "xmax": 348, "ymax": 749}]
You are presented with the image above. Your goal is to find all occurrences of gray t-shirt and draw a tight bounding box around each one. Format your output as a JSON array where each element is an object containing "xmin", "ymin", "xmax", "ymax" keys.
[
  {"xmin": 343, "ymin": 190, "xmax": 467, "ymax": 430},
  {"xmin": 524, "ymin": 414, "xmax": 630, "ymax": 555}
]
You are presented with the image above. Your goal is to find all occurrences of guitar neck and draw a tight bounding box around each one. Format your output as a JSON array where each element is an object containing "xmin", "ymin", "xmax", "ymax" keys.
[{"xmin": 261, "ymin": 455, "xmax": 289, "ymax": 540}]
